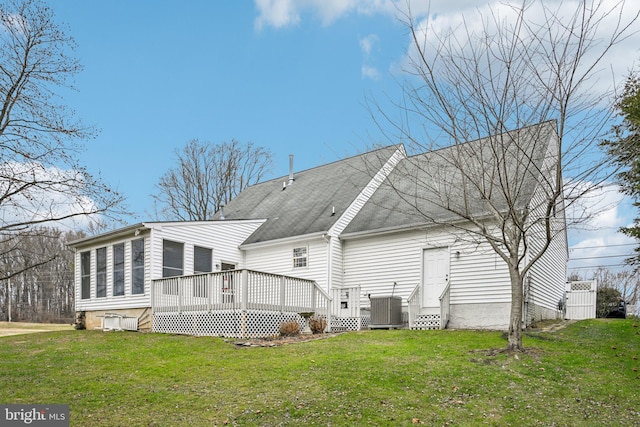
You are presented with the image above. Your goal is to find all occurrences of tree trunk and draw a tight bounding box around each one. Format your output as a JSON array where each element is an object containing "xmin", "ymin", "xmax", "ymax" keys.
[{"xmin": 507, "ymin": 264, "xmax": 524, "ymax": 352}]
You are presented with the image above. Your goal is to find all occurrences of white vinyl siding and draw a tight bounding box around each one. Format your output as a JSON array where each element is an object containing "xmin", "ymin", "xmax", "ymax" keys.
[
  {"xmin": 343, "ymin": 230, "xmax": 423, "ymax": 306},
  {"xmin": 527, "ymin": 132, "xmax": 568, "ymax": 317},
  {"xmin": 148, "ymin": 220, "xmax": 264, "ymax": 278},
  {"xmin": 244, "ymin": 237, "xmax": 329, "ymax": 290},
  {"xmin": 525, "ymin": 133, "xmax": 567, "ymax": 316},
  {"xmin": 343, "ymin": 226, "xmax": 512, "ymax": 308}
]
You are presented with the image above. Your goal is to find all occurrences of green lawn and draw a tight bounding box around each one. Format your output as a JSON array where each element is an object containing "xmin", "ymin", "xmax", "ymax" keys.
[{"xmin": 0, "ymin": 319, "xmax": 638, "ymax": 426}]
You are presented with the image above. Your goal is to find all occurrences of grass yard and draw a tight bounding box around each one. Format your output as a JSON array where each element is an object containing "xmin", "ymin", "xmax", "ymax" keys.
[{"xmin": 0, "ymin": 319, "xmax": 638, "ymax": 426}]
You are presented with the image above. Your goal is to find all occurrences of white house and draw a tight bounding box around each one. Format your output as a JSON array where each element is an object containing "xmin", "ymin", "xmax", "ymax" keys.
[{"xmin": 70, "ymin": 121, "xmax": 567, "ymax": 336}]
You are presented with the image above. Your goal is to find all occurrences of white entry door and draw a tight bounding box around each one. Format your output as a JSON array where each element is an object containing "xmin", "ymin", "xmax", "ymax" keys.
[{"xmin": 422, "ymin": 247, "xmax": 450, "ymax": 308}]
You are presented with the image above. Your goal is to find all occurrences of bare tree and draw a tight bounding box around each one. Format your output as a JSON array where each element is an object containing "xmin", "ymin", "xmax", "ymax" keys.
[
  {"xmin": 371, "ymin": 1, "xmax": 639, "ymax": 351},
  {"xmin": 592, "ymin": 267, "xmax": 639, "ymax": 306},
  {"xmin": 0, "ymin": 0, "xmax": 124, "ymax": 281},
  {"xmin": 153, "ymin": 139, "xmax": 273, "ymax": 221},
  {"xmin": 0, "ymin": 228, "xmax": 80, "ymax": 322}
]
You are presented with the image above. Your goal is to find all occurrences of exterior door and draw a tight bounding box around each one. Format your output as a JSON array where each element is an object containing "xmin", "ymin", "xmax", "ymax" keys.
[{"xmin": 422, "ymin": 247, "xmax": 450, "ymax": 308}]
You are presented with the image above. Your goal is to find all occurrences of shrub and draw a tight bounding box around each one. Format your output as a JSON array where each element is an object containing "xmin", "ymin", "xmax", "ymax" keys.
[
  {"xmin": 596, "ymin": 287, "xmax": 622, "ymax": 318},
  {"xmin": 279, "ymin": 321, "xmax": 300, "ymax": 336},
  {"xmin": 74, "ymin": 311, "xmax": 86, "ymax": 330},
  {"xmin": 309, "ymin": 316, "xmax": 327, "ymax": 334}
]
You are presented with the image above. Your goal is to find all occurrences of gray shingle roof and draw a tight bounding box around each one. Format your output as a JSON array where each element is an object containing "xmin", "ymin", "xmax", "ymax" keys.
[
  {"xmin": 215, "ymin": 146, "xmax": 399, "ymax": 244},
  {"xmin": 218, "ymin": 121, "xmax": 557, "ymax": 244},
  {"xmin": 342, "ymin": 121, "xmax": 557, "ymax": 235}
]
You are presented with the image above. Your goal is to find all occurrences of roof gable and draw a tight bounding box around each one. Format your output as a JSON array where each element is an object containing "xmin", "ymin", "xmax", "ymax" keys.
[{"xmin": 216, "ymin": 146, "xmax": 400, "ymax": 244}]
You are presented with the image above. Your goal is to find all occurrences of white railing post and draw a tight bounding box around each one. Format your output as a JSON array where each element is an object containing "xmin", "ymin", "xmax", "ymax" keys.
[
  {"xmin": 150, "ymin": 279, "xmax": 155, "ymax": 314},
  {"xmin": 177, "ymin": 278, "xmax": 182, "ymax": 314},
  {"xmin": 241, "ymin": 269, "xmax": 249, "ymax": 338},
  {"xmin": 279, "ymin": 275, "xmax": 286, "ymax": 313},
  {"xmin": 207, "ymin": 273, "xmax": 213, "ymax": 312}
]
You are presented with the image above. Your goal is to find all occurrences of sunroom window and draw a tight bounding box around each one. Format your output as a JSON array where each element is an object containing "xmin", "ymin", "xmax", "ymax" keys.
[
  {"xmin": 194, "ymin": 246, "xmax": 213, "ymax": 275},
  {"xmin": 96, "ymin": 247, "xmax": 107, "ymax": 298},
  {"xmin": 113, "ymin": 243, "xmax": 125, "ymax": 296},
  {"xmin": 80, "ymin": 251, "xmax": 91, "ymax": 299},
  {"xmin": 163, "ymin": 240, "xmax": 184, "ymax": 278},
  {"xmin": 131, "ymin": 238, "xmax": 145, "ymax": 295}
]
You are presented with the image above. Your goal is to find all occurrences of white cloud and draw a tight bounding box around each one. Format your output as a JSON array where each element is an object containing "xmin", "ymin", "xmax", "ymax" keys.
[
  {"xmin": 404, "ymin": 0, "xmax": 640, "ymax": 98},
  {"xmin": 254, "ymin": 0, "xmax": 301, "ymax": 30},
  {"xmin": 252, "ymin": 0, "xmax": 497, "ymax": 30},
  {"xmin": 359, "ymin": 34, "xmax": 378, "ymax": 56},
  {"xmin": 360, "ymin": 34, "xmax": 381, "ymax": 79},
  {"xmin": 0, "ymin": 162, "xmax": 102, "ymax": 232},
  {"xmin": 362, "ymin": 65, "xmax": 381, "ymax": 80}
]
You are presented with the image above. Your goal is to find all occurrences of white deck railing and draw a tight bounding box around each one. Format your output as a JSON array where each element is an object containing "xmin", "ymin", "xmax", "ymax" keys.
[
  {"xmin": 152, "ymin": 269, "xmax": 331, "ymax": 316},
  {"xmin": 407, "ymin": 284, "xmax": 421, "ymax": 329},
  {"xmin": 438, "ymin": 282, "xmax": 451, "ymax": 330},
  {"xmin": 151, "ymin": 270, "xmax": 335, "ymax": 338}
]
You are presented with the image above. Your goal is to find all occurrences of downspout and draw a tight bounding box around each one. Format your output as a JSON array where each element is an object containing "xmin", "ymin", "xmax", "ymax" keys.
[{"xmin": 323, "ymin": 233, "xmax": 331, "ymax": 294}]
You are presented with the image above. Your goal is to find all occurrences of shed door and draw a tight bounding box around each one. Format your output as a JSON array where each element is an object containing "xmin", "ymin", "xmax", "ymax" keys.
[{"xmin": 423, "ymin": 247, "xmax": 449, "ymax": 308}]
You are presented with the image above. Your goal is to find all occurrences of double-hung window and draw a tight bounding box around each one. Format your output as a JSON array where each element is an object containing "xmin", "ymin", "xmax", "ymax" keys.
[
  {"xmin": 293, "ymin": 247, "xmax": 308, "ymax": 268},
  {"xmin": 113, "ymin": 243, "xmax": 125, "ymax": 296}
]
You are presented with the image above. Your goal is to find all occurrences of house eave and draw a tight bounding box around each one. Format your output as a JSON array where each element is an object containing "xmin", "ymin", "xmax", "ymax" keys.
[
  {"xmin": 239, "ymin": 231, "xmax": 328, "ymax": 250},
  {"xmin": 67, "ymin": 223, "xmax": 151, "ymax": 248},
  {"xmin": 340, "ymin": 222, "xmax": 431, "ymax": 241}
]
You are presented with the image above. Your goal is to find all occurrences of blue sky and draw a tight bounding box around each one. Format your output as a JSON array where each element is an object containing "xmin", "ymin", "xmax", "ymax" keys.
[
  {"xmin": 48, "ymin": 1, "xmax": 639, "ymax": 275},
  {"xmin": 53, "ymin": 1, "xmax": 404, "ymax": 219}
]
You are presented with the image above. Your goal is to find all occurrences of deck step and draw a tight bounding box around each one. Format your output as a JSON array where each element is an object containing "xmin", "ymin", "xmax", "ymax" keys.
[{"xmin": 412, "ymin": 314, "xmax": 441, "ymax": 330}]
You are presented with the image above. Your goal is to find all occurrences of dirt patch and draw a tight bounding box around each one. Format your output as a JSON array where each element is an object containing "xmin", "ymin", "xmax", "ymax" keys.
[
  {"xmin": 0, "ymin": 328, "xmax": 51, "ymax": 337},
  {"xmin": 0, "ymin": 322, "xmax": 73, "ymax": 337}
]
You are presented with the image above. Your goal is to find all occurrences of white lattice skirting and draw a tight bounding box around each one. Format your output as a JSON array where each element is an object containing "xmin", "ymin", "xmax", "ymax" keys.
[
  {"xmin": 412, "ymin": 314, "xmax": 441, "ymax": 330},
  {"xmin": 153, "ymin": 310, "xmax": 367, "ymax": 338}
]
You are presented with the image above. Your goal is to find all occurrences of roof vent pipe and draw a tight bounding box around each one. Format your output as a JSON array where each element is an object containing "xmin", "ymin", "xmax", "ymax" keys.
[
  {"xmin": 219, "ymin": 204, "xmax": 225, "ymax": 220},
  {"xmin": 288, "ymin": 154, "xmax": 295, "ymax": 185}
]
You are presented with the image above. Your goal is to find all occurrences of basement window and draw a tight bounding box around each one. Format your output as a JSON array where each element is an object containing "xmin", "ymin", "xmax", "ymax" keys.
[{"xmin": 293, "ymin": 247, "xmax": 308, "ymax": 268}]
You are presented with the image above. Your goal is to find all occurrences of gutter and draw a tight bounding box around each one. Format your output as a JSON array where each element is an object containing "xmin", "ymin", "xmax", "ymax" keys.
[
  {"xmin": 67, "ymin": 223, "xmax": 150, "ymax": 248},
  {"xmin": 239, "ymin": 231, "xmax": 328, "ymax": 250}
]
